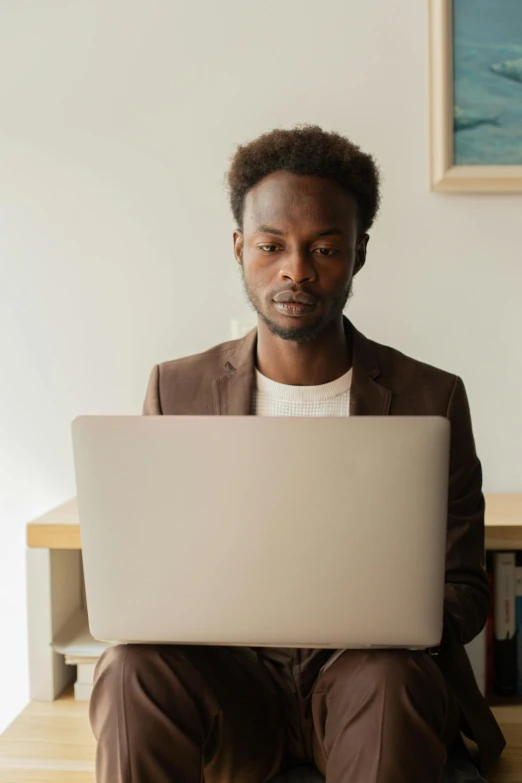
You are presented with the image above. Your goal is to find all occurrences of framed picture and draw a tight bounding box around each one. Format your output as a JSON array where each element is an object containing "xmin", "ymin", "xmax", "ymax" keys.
[{"xmin": 429, "ymin": 0, "xmax": 522, "ymax": 191}]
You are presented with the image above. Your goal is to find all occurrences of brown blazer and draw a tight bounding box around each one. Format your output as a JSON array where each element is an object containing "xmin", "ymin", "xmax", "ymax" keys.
[{"xmin": 142, "ymin": 316, "xmax": 506, "ymax": 772}]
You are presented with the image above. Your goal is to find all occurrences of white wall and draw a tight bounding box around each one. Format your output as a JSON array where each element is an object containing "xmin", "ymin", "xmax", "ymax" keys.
[{"xmin": 1, "ymin": 0, "xmax": 521, "ymax": 732}]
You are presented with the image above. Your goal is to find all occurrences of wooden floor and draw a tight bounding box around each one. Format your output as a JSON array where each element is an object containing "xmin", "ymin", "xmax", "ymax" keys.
[
  {"xmin": 0, "ymin": 690, "xmax": 94, "ymax": 782},
  {"xmin": 0, "ymin": 689, "xmax": 520, "ymax": 782}
]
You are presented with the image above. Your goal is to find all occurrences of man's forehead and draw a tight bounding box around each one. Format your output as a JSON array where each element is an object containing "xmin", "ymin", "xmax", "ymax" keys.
[{"xmin": 243, "ymin": 171, "xmax": 356, "ymax": 229}]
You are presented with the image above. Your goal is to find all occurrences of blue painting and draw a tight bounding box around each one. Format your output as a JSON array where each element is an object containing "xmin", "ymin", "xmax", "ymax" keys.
[{"xmin": 453, "ymin": 0, "xmax": 522, "ymax": 165}]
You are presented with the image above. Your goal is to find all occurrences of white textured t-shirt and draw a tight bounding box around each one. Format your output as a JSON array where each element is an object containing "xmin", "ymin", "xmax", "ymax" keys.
[
  {"xmin": 252, "ymin": 364, "xmax": 352, "ymax": 674},
  {"xmin": 252, "ymin": 366, "xmax": 352, "ymax": 417}
]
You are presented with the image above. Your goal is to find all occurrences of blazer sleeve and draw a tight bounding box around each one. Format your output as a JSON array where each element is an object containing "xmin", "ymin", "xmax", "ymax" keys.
[
  {"xmin": 441, "ymin": 375, "xmax": 490, "ymax": 650},
  {"xmin": 142, "ymin": 364, "xmax": 163, "ymax": 415}
]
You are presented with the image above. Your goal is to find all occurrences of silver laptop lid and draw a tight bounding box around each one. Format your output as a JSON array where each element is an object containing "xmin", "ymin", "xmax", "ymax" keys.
[{"xmin": 72, "ymin": 416, "xmax": 449, "ymax": 649}]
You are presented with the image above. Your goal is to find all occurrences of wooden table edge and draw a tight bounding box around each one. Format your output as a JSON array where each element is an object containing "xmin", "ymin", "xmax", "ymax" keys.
[
  {"xmin": 27, "ymin": 525, "xmax": 522, "ymax": 553},
  {"xmin": 27, "ymin": 495, "xmax": 522, "ymax": 551},
  {"xmin": 27, "ymin": 524, "xmax": 82, "ymax": 550}
]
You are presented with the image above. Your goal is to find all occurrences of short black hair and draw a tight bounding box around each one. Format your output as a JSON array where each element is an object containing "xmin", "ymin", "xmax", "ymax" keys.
[{"xmin": 227, "ymin": 124, "xmax": 381, "ymax": 234}]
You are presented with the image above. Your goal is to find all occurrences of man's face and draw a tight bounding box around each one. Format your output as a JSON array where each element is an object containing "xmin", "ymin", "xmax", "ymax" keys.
[{"xmin": 234, "ymin": 171, "xmax": 368, "ymax": 343}]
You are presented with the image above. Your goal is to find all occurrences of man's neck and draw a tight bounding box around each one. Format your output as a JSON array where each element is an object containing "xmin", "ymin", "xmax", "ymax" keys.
[{"xmin": 255, "ymin": 318, "xmax": 352, "ymax": 386}]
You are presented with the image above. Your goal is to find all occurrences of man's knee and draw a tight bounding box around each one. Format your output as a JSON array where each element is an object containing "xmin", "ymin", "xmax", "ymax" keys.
[
  {"xmin": 321, "ymin": 649, "xmax": 445, "ymax": 700},
  {"xmin": 90, "ymin": 644, "xmax": 196, "ymax": 741},
  {"xmin": 362, "ymin": 648, "xmax": 436, "ymax": 683},
  {"xmin": 93, "ymin": 643, "xmax": 161, "ymax": 687}
]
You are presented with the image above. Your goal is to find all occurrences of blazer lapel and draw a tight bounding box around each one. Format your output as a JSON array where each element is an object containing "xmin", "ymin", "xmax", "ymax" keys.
[
  {"xmin": 347, "ymin": 318, "xmax": 393, "ymax": 416},
  {"xmin": 212, "ymin": 328, "xmax": 257, "ymax": 415}
]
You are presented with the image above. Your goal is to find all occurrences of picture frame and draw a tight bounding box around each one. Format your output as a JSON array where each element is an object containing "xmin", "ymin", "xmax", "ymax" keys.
[{"xmin": 429, "ymin": 0, "xmax": 522, "ymax": 192}]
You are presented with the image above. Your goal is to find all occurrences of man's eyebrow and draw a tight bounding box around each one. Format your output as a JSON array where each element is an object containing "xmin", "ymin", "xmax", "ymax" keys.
[
  {"xmin": 316, "ymin": 227, "xmax": 347, "ymax": 237},
  {"xmin": 255, "ymin": 225, "xmax": 286, "ymax": 236},
  {"xmin": 255, "ymin": 225, "xmax": 347, "ymax": 237}
]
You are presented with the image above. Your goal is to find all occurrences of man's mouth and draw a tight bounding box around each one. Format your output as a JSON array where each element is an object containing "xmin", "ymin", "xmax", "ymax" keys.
[
  {"xmin": 273, "ymin": 290, "xmax": 318, "ymax": 306},
  {"xmin": 273, "ymin": 301, "xmax": 318, "ymax": 316},
  {"xmin": 272, "ymin": 289, "xmax": 319, "ymax": 316}
]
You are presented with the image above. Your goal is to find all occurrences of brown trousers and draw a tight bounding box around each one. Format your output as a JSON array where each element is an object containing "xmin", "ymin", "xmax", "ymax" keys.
[{"xmin": 90, "ymin": 644, "xmax": 461, "ymax": 783}]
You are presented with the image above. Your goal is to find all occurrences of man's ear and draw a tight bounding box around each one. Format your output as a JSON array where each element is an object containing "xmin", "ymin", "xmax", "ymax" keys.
[
  {"xmin": 233, "ymin": 231, "xmax": 244, "ymax": 266},
  {"xmin": 353, "ymin": 233, "xmax": 369, "ymax": 275}
]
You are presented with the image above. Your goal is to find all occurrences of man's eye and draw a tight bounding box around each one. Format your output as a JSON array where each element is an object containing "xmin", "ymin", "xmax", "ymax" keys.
[
  {"xmin": 259, "ymin": 244, "xmax": 278, "ymax": 253},
  {"xmin": 314, "ymin": 247, "xmax": 337, "ymax": 256}
]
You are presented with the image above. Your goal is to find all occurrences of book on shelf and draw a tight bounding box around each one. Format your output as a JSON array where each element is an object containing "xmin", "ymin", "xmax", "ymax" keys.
[
  {"xmin": 65, "ymin": 657, "xmax": 97, "ymax": 682},
  {"xmin": 467, "ymin": 550, "xmax": 522, "ymax": 700},
  {"xmin": 516, "ymin": 558, "xmax": 522, "ymax": 696},
  {"xmin": 74, "ymin": 681, "xmax": 95, "ymax": 701},
  {"xmin": 493, "ymin": 551, "xmax": 517, "ymax": 696},
  {"xmin": 485, "ymin": 566, "xmax": 495, "ymax": 695},
  {"xmin": 65, "ymin": 656, "xmax": 98, "ymax": 702},
  {"xmin": 53, "ymin": 610, "xmax": 107, "ymax": 702},
  {"xmin": 465, "ymin": 551, "xmax": 522, "ymax": 701},
  {"xmin": 64, "ymin": 655, "xmax": 99, "ymax": 667}
]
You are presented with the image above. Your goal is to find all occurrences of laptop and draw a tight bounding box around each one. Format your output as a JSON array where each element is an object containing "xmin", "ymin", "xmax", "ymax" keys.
[{"xmin": 71, "ymin": 415, "xmax": 450, "ymax": 649}]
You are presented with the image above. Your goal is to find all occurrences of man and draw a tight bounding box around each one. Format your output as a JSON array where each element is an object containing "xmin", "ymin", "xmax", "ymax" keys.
[{"xmin": 90, "ymin": 125, "xmax": 505, "ymax": 782}]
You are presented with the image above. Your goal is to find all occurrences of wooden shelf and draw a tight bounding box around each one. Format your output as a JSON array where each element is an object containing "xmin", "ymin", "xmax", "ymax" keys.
[
  {"xmin": 53, "ymin": 610, "xmax": 108, "ymax": 659},
  {"xmin": 489, "ymin": 696, "xmax": 522, "ymax": 708},
  {"xmin": 484, "ymin": 494, "xmax": 522, "ymax": 549},
  {"xmin": 27, "ymin": 494, "xmax": 522, "ymax": 551},
  {"xmin": 27, "ymin": 498, "xmax": 82, "ymax": 549}
]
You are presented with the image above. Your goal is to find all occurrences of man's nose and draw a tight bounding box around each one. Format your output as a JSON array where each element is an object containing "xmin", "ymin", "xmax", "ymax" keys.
[{"xmin": 279, "ymin": 249, "xmax": 317, "ymax": 284}]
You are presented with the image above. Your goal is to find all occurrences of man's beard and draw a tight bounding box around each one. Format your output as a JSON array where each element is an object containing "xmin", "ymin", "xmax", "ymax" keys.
[{"xmin": 241, "ymin": 270, "xmax": 353, "ymax": 344}]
